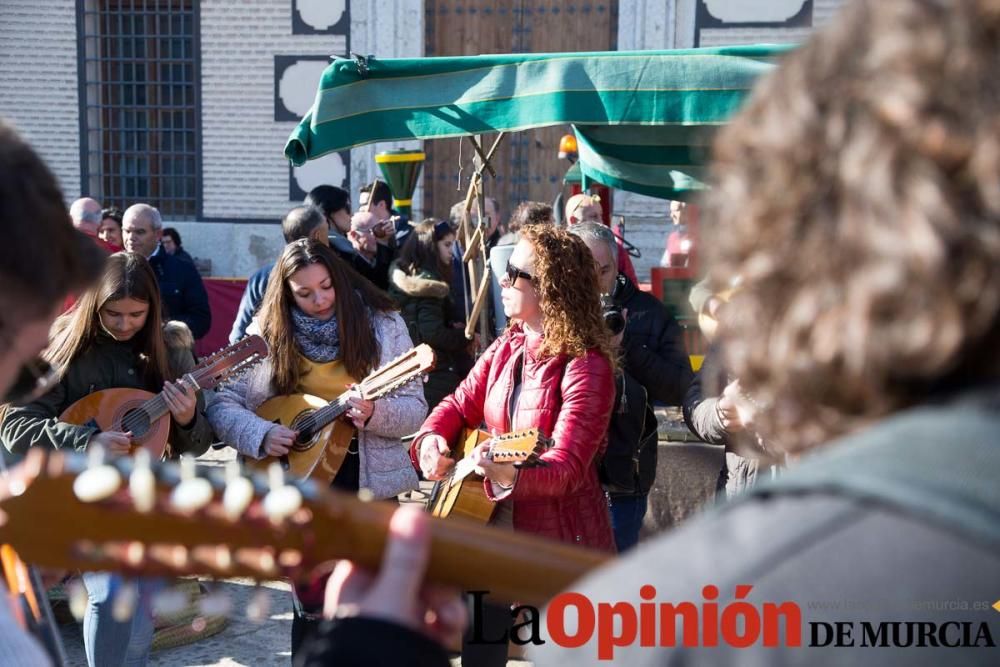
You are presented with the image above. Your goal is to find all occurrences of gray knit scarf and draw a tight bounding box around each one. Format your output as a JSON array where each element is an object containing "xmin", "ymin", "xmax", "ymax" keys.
[{"xmin": 291, "ymin": 307, "xmax": 341, "ymax": 362}]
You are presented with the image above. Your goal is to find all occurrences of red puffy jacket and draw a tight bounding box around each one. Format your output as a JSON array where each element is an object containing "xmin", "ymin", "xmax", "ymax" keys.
[{"xmin": 412, "ymin": 323, "xmax": 617, "ymax": 551}]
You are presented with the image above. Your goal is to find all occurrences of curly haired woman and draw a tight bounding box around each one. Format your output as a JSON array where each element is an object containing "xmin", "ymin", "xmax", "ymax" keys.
[{"xmin": 409, "ymin": 224, "xmax": 617, "ymax": 667}]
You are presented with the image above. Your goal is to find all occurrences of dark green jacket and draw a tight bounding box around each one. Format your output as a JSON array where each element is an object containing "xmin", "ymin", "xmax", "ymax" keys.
[
  {"xmin": 1, "ymin": 335, "xmax": 212, "ymax": 458},
  {"xmin": 388, "ymin": 262, "xmax": 467, "ymax": 408}
]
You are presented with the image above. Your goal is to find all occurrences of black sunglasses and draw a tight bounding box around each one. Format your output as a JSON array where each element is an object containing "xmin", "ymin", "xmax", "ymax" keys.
[
  {"xmin": 503, "ymin": 261, "xmax": 534, "ymax": 286},
  {"xmin": 3, "ymin": 357, "xmax": 59, "ymax": 406}
]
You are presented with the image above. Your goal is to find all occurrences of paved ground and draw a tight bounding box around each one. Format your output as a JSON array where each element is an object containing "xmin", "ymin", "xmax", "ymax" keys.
[{"xmin": 60, "ymin": 578, "xmax": 295, "ymax": 666}]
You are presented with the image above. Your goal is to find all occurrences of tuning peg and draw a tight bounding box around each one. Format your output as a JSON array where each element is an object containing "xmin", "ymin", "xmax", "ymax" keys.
[
  {"xmin": 123, "ymin": 541, "xmax": 145, "ymax": 567},
  {"xmin": 235, "ymin": 547, "xmax": 277, "ymax": 577},
  {"xmin": 74, "ymin": 445, "xmax": 123, "ymax": 503},
  {"xmin": 192, "ymin": 545, "xmax": 233, "ymax": 572},
  {"xmin": 169, "ymin": 456, "xmax": 213, "ymax": 512},
  {"xmin": 68, "ymin": 579, "xmax": 88, "ymax": 621},
  {"xmin": 111, "ymin": 580, "xmax": 138, "ymax": 622},
  {"xmin": 149, "ymin": 544, "xmax": 190, "ymax": 570},
  {"xmin": 262, "ymin": 463, "xmax": 302, "ymax": 524},
  {"xmin": 246, "ymin": 587, "xmax": 271, "ymax": 623},
  {"xmin": 222, "ymin": 460, "xmax": 254, "ymax": 520},
  {"xmin": 129, "ymin": 448, "xmax": 156, "ymax": 513},
  {"xmin": 198, "ymin": 588, "xmax": 232, "ymax": 617},
  {"xmin": 153, "ymin": 586, "xmax": 190, "ymax": 617}
]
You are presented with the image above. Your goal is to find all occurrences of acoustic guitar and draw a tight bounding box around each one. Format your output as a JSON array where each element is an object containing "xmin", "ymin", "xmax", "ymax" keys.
[
  {"xmin": 59, "ymin": 336, "xmax": 268, "ymax": 459},
  {"xmin": 245, "ymin": 344, "xmax": 436, "ymax": 484},
  {"xmin": 0, "ymin": 449, "xmax": 610, "ymax": 607},
  {"xmin": 428, "ymin": 428, "xmax": 552, "ymax": 522}
]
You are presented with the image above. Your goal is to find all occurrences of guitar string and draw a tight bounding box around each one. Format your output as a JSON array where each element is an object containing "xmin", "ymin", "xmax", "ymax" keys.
[
  {"xmin": 118, "ymin": 353, "xmax": 261, "ymax": 433},
  {"xmin": 292, "ymin": 365, "xmax": 424, "ymax": 436}
]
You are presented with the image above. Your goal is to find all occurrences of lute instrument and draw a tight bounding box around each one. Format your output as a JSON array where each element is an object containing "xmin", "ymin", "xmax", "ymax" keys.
[
  {"xmin": 59, "ymin": 336, "xmax": 268, "ymax": 459},
  {"xmin": 246, "ymin": 344, "xmax": 436, "ymax": 484},
  {"xmin": 0, "ymin": 449, "xmax": 610, "ymax": 607}
]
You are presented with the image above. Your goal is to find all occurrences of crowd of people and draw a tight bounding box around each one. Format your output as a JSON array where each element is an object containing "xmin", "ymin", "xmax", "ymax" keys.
[{"xmin": 0, "ymin": 0, "xmax": 998, "ymax": 665}]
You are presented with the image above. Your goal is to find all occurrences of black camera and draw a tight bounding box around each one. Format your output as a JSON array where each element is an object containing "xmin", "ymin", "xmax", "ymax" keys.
[{"xmin": 600, "ymin": 294, "xmax": 626, "ymax": 335}]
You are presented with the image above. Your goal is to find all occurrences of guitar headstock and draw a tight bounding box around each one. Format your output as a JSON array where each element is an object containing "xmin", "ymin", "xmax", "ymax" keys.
[
  {"xmin": 359, "ymin": 344, "xmax": 436, "ymax": 401},
  {"xmin": 489, "ymin": 428, "xmax": 553, "ymax": 467},
  {"xmin": 0, "ymin": 448, "xmax": 348, "ymax": 583},
  {"xmin": 189, "ymin": 335, "xmax": 269, "ymax": 391}
]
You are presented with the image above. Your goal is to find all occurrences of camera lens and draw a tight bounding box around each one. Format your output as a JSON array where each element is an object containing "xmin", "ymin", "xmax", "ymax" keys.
[{"xmin": 600, "ymin": 294, "xmax": 626, "ymax": 335}]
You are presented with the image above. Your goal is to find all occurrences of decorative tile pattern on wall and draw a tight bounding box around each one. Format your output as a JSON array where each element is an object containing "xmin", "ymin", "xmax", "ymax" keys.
[
  {"xmin": 694, "ymin": 0, "xmax": 812, "ymax": 46},
  {"xmin": 292, "ymin": 0, "xmax": 351, "ymax": 35},
  {"xmin": 289, "ymin": 150, "xmax": 351, "ymax": 201}
]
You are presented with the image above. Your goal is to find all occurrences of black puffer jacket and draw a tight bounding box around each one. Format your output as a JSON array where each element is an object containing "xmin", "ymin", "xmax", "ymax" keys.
[
  {"xmin": 615, "ymin": 273, "xmax": 693, "ymax": 406},
  {"xmin": 598, "ymin": 274, "xmax": 693, "ymax": 497},
  {"xmin": 600, "ymin": 370, "xmax": 660, "ymax": 496},
  {"xmin": 329, "ymin": 232, "xmax": 394, "ymax": 291},
  {"xmin": 388, "ymin": 263, "xmax": 468, "ymax": 409}
]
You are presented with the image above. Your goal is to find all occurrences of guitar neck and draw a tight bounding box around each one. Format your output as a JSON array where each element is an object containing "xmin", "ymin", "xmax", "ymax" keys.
[
  {"xmin": 136, "ymin": 372, "xmax": 200, "ymax": 425},
  {"xmin": 308, "ymin": 394, "xmax": 351, "ymax": 431},
  {"xmin": 0, "ymin": 450, "xmax": 612, "ymax": 607},
  {"xmin": 450, "ymin": 443, "xmax": 508, "ymax": 483}
]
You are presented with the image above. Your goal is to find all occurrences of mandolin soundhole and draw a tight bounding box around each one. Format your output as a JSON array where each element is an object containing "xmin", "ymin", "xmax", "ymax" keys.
[
  {"xmin": 290, "ymin": 411, "xmax": 318, "ymax": 451},
  {"xmin": 119, "ymin": 409, "xmax": 150, "ymax": 438}
]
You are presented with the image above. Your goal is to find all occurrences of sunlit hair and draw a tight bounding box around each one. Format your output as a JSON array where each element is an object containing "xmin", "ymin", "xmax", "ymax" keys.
[
  {"xmin": 259, "ymin": 239, "xmax": 396, "ymax": 393},
  {"xmin": 704, "ymin": 0, "xmax": 1000, "ymax": 453},
  {"xmin": 46, "ymin": 252, "xmax": 171, "ymax": 388},
  {"xmin": 508, "ymin": 201, "xmax": 553, "ymax": 234},
  {"xmin": 519, "ymin": 225, "xmax": 614, "ymax": 365},
  {"xmin": 397, "ymin": 218, "xmax": 454, "ymax": 280}
]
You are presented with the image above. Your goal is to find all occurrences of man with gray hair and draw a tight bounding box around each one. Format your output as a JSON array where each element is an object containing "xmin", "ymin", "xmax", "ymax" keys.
[
  {"xmin": 71, "ymin": 196, "xmax": 119, "ymax": 253},
  {"xmin": 229, "ymin": 205, "xmax": 331, "ymax": 343},
  {"xmin": 123, "ymin": 203, "xmax": 211, "ymax": 339},
  {"xmin": 69, "ymin": 197, "xmax": 103, "ymax": 236},
  {"xmin": 570, "ymin": 220, "xmax": 693, "ymax": 551}
]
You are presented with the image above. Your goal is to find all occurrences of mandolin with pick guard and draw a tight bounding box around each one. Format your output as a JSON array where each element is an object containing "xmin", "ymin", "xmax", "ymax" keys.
[
  {"xmin": 59, "ymin": 336, "xmax": 268, "ymax": 459},
  {"xmin": 245, "ymin": 344, "xmax": 436, "ymax": 484}
]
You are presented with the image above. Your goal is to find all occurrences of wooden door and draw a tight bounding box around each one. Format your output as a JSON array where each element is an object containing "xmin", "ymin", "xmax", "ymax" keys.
[{"xmin": 423, "ymin": 0, "xmax": 619, "ymax": 224}]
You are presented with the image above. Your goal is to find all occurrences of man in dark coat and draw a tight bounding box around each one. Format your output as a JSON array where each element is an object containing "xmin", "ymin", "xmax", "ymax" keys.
[
  {"xmin": 229, "ymin": 206, "xmax": 331, "ymax": 343},
  {"xmin": 571, "ymin": 221, "xmax": 693, "ymax": 551},
  {"xmin": 122, "ymin": 204, "xmax": 211, "ymax": 340}
]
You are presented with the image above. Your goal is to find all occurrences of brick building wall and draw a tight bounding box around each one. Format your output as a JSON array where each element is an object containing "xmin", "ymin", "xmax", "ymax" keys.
[{"xmin": 0, "ymin": 0, "xmax": 82, "ymax": 199}]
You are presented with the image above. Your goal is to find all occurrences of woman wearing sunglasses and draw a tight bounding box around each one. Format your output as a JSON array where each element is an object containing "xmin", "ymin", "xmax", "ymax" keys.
[
  {"xmin": 410, "ymin": 224, "xmax": 617, "ymax": 667},
  {"xmin": 389, "ymin": 219, "xmax": 469, "ymax": 409},
  {"xmin": 0, "ymin": 251, "xmax": 213, "ymax": 667}
]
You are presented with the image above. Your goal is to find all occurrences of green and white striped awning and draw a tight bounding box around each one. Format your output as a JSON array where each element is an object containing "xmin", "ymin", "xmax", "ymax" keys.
[{"xmin": 285, "ymin": 45, "xmax": 792, "ymax": 200}]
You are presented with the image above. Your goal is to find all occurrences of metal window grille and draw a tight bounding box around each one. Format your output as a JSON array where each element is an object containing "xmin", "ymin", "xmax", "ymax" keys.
[{"xmin": 78, "ymin": 0, "xmax": 201, "ymax": 218}]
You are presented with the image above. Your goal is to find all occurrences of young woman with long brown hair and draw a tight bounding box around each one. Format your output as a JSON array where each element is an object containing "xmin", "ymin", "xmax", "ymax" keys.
[
  {"xmin": 1, "ymin": 251, "xmax": 212, "ymax": 667},
  {"xmin": 411, "ymin": 224, "xmax": 617, "ymax": 667},
  {"xmin": 205, "ymin": 238, "xmax": 427, "ymax": 654}
]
